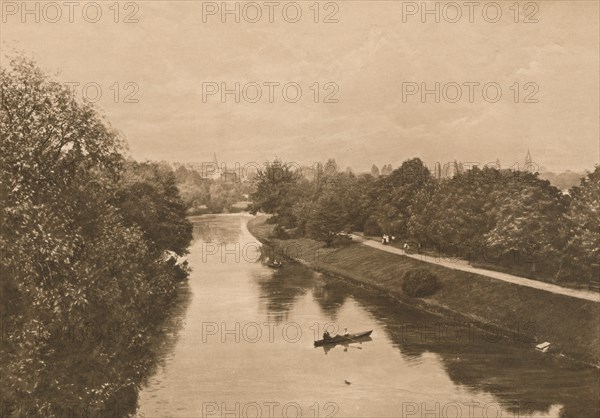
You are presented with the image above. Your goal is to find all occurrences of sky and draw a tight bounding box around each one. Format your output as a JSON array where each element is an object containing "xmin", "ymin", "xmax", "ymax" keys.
[{"xmin": 1, "ymin": 0, "xmax": 599, "ymax": 173}]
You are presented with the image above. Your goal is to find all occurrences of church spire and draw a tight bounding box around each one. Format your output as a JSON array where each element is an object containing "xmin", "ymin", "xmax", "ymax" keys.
[
  {"xmin": 524, "ymin": 149, "xmax": 538, "ymax": 173},
  {"xmin": 525, "ymin": 149, "xmax": 532, "ymax": 167}
]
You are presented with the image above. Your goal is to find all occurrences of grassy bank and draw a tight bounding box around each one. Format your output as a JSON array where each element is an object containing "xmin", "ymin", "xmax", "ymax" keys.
[{"xmin": 248, "ymin": 215, "xmax": 600, "ymax": 365}]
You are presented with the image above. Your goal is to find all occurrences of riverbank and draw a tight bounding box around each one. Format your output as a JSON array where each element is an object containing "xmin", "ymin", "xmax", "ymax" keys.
[
  {"xmin": 352, "ymin": 233, "xmax": 599, "ymax": 302},
  {"xmin": 248, "ymin": 216, "xmax": 600, "ymax": 365}
]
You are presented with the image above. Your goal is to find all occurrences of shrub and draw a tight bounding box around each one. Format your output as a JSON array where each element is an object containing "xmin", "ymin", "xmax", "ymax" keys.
[{"xmin": 401, "ymin": 269, "xmax": 440, "ymax": 297}]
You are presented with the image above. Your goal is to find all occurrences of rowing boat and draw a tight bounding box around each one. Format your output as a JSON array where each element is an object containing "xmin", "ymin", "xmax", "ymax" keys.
[{"xmin": 314, "ymin": 330, "xmax": 372, "ymax": 347}]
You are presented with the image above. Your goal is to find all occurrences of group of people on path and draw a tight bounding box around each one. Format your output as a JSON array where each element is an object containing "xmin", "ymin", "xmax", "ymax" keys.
[
  {"xmin": 380, "ymin": 234, "xmax": 420, "ymax": 253},
  {"xmin": 381, "ymin": 234, "xmax": 395, "ymax": 245}
]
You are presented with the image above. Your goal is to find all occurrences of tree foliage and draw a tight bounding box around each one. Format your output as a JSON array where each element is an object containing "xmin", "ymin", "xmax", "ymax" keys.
[
  {"xmin": 249, "ymin": 152, "xmax": 597, "ymax": 285},
  {"xmin": 172, "ymin": 164, "xmax": 254, "ymax": 214},
  {"xmin": 0, "ymin": 56, "xmax": 192, "ymax": 415},
  {"xmin": 561, "ymin": 167, "xmax": 600, "ymax": 281},
  {"xmin": 375, "ymin": 158, "xmax": 431, "ymax": 236},
  {"xmin": 249, "ymin": 160, "xmax": 305, "ymax": 228}
]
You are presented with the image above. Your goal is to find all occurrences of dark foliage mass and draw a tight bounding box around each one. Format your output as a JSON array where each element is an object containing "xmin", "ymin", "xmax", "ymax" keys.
[
  {"xmin": 0, "ymin": 56, "xmax": 192, "ymax": 416},
  {"xmin": 251, "ymin": 156, "xmax": 598, "ymax": 286},
  {"xmin": 401, "ymin": 269, "xmax": 440, "ymax": 297}
]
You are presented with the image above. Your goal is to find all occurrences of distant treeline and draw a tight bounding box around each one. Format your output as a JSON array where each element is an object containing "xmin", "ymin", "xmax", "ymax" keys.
[
  {"xmin": 250, "ymin": 158, "xmax": 599, "ymax": 286},
  {"xmin": 1, "ymin": 57, "xmax": 193, "ymax": 414},
  {"xmin": 538, "ymin": 170, "xmax": 587, "ymax": 191},
  {"xmin": 171, "ymin": 165, "xmax": 254, "ymax": 214}
]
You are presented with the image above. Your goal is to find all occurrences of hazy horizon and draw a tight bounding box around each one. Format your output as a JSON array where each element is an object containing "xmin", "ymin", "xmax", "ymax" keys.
[
  {"xmin": 162, "ymin": 152, "xmax": 589, "ymax": 175},
  {"xmin": 2, "ymin": 1, "xmax": 598, "ymax": 173}
]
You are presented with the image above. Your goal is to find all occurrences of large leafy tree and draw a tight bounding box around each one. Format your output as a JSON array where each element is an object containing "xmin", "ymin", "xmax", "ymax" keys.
[
  {"xmin": 302, "ymin": 171, "xmax": 357, "ymax": 245},
  {"xmin": 114, "ymin": 161, "xmax": 192, "ymax": 256},
  {"xmin": 484, "ymin": 173, "xmax": 569, "ymax": 277},
  {"xmin": 409, "ymin": 167, "xmax": 503, "ymax": 252},
  {"xmin": 249, "ymin": 160, "xmax": 304, "ymax": 228},
  {"xmin": 1, "ymin": 56, "xmax": 192, "ymax": 415},
  {"xmin": 293, "ymin": 166, "xmax": 372, "ymax": 239},
  {"xmin": 561, "ymin": 167, "xmax": 600, "ymax": 282},
  {"xmin": 374, "ymin": 158, "xmax": 431, "ymax": 237},
  {"xmin": 305, "ymin": 189, "xmax": 349, "ymax": 246}
]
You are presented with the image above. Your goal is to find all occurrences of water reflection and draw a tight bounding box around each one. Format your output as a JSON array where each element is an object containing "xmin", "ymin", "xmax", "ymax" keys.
[
  {"xmin": 312, "ymin": 279, "xmax": 352, "ymax": 320},
  {"xmin": 255, "ymin": 245, "xmax": 600, "ymax": 418},
  {"xmin": 0, "ymin": 281, "xmax": 192, "ymax": 418},
  {"xmin": 190, "ymin": 214, "xmax": 244, "ymax": 244},
  {"xmin": 253, "ymin": 264, "xmax": 316, "ymax": 323},
  {"xmin": 136, "ymin": 214, "xmax": 598, "ymax": 418}
]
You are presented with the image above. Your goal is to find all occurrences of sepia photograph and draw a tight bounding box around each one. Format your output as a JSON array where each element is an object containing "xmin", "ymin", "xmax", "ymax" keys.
[{"xmin": 1, "ymin": 1, "xmax": 599, "ymax": 417}]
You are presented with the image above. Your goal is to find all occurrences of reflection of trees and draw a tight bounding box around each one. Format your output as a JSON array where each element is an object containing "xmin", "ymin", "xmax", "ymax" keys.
[
  {"xmin": 252, "ymin": 255, "xmax": 598, "ymax": 418},
  {"xmin": 440, "ymin": 348, "xmax": 599, "ymax": 418},
  {"xmin": 311, "ymin": 279, "xmax": 351, "ymax": 320},
  {"xmin": 253, "ymin": 265, "xmax": 316, "ymax": 324},
  {"xmin": 191, "ymin": 215, "xmax": 243, "ymax": 244},
  {"xmin": 0, "ymin": 283, "xmax": 192, "ymax": 417},
  {"xmin": 352, "ymin": 292, "xmax": 599, "ymax": 418},
  {"xmin": 253, "ymin": 256, "xmax": 353, "ymax": 323}
]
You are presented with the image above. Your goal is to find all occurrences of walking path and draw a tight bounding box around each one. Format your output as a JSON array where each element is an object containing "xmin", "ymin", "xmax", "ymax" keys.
[{"xmin": 350, "ymin": 234, "xmax": 600, "ymax": 303}]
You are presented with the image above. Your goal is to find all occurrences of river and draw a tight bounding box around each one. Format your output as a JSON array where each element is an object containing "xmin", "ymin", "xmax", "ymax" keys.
[{"xmin": 135, "ymin": 214, "xmax": 599, "ymax": 418}]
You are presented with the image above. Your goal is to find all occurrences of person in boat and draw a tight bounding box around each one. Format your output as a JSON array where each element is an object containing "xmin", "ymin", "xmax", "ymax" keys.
[
  {"xmin": 342, "ymin": 328, "xmax": 349, "ymax": 336},
  {"xmin": 323, "ymin": 330, "xmax": 331, "ymax": 340}
]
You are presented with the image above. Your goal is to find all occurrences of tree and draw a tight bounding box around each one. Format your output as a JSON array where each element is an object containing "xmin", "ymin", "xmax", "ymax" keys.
[
  {"xmin": 323, "ymin": 158, "xmax": 338, "ymax": 178},
  {"xmin": 371, "ymin": 164, "xmax": 380, "ymax": 177},
  {"xmin": 249, "ymin": 160, "xmax": 303, "ymax": 228},
  {"xmin": 374, "ymin": 158, "xmax": 431, "ymax": 236},
  {"xmin": 381, "ymin": 164, "xmax": 393, "ymax": 176},
  {"xmin": 0, "ymin": 55, "xmax": 192, "ymax": 414},
  {"xmin": 409, "ymin": 166, "xmax": 501, "ymax": 252},
  {"xmin": 561, "ymin": 167, "xmax": 600, "ymax": 282},
  {"xmin": 305, "ymin": 188, "xmax": 349, "ymax": 246},
  {"xmin": 174, "ymin": 165, "xmax": 189, "ymax": 183},
  {"xmin": 113, "ymin": 161, "xmax": 193, "ymax": 256},
  {"xmin": 485, "ymin": 172, "xmax": 568, "ymax": 278}
]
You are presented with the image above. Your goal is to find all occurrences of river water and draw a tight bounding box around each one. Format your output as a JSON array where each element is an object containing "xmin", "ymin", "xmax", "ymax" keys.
[{"xmin": 135, "ymin": 214, "xmax": 598, "ymax": 418}]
